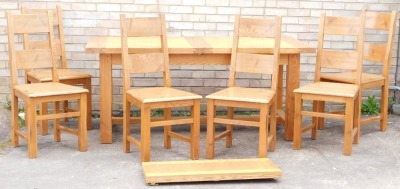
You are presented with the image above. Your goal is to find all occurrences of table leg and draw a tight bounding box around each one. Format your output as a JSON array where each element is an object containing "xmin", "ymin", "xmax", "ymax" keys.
[
  {"xmin": 285, "ymin": 54, "xmax": 300, "ymax": 141},
  {"xmin": 100, "ymin": 54, "xmax": 113, "ymax": 143}
]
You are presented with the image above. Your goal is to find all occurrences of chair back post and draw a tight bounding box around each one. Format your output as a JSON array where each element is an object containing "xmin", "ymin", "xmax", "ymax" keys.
[
  {"xmin": 228, "ymin": 15, "xmax": 240, "ymax": 87},
  {"xmin": 120, "ymin": 14, "xmax": 131, "ymax": 96},
  {"xmin": 56, "ymin": 5, "xmax": 67, "ymax": 69},
  {"xmin": 314, "ymin": 13, "xmax": 366, "ymax": 86},
  {"xmin": 270, "ymin": 16, "xmax": 282, "ymax": 92},
  {"xmin": 7, "ymin": 11, "xmax": 59, "ymax": 87},
  {"xmin": 160, "ymin": 13, "xmax": 171, "ymax": 87}
]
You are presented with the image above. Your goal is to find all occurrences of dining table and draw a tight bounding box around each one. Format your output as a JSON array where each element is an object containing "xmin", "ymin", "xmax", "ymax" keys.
[{"xmin": 85, "ymin": 36, "xmax": 315, "ymax": 144}]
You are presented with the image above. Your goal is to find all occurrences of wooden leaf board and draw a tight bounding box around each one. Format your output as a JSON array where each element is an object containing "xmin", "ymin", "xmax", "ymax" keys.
[{"xmin": 142, "ymin": 158, "xmax": 282, "ymax": 185}]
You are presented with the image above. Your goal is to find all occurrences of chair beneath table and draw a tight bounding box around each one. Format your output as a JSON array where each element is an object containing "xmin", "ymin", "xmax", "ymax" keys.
[
  {"xmin": 293, "ymin": 13, "xmax": 366, "ymax": 156},
  {"xmin": 120, "ymin": 14, "xmax": 202, "ymax": 162},
  {"xmin": 7, "ymin": 11, "xmax": 88, "ymax": 158},
  {"xmin": 206, "ymin": 15, "xmax": 282, "ymax": 159},
  {"xmin": 21, "ymin": 5, "xmax": 92, "ymax": 133},
  {"xmin": 320, "ymin": 10, "xmax": 397, "ymax": 132}
]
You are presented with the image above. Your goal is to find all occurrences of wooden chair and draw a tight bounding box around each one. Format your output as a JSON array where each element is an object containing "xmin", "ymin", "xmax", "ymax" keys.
[
  {"xmin": 320, "ymin": 10, "xmax": 397, "ymax": 132},
  {"xmin": 293, "ymin": 13, "xmax": 366, "ymax": 156},
  {"xmin": 120, "ymin": 14, "xmax": 202, "ymax": 162},
  {"xmin": 21, "ymin": 5, "xmax": 92, "ymax": 133},
  {"xmin": 7, "ymin": 11, "xmax": 88, "ymax": 158},
  {"xmin": 206, "ymin": 15, "xmax": 282, "ymax": 159}
]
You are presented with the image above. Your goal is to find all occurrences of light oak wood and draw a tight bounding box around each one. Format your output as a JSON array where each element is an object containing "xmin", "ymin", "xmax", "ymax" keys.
[
  {"xmin": 320, "ymin": 50, "xmax": 359, "ymax": 70},
  {"xmin": 121, "ymin": 14, "xmax": 202, "ymax": 162},
  {"xmin": 235, "ymin": 53, "xmax": 275, "ymax": 74},
  {"xmin": 142, "ymin": 158, "xmax": 282, "ymax": 184},
  {"xmin": 293, "ymin": 82, "xmax": 359, "ymax": 98},
  {"xmin": 7, "ymin": 11, "xmax": 88, "ymax": 158},
  {"xmin": 206, "ymin": 15, "xmax": 281, "ymax": 159},
  {"xmin": 22, "ymin": 6, "xmax": 92, "ymax": 131},
  {"xmin": 293, "ymin": 13, "xmax": 365, "ymax": 156},
  {"xmin": 127, "ymin": 53, "xmax": 165, "ymax": 74},
  {"xmin": 207, "ymin": 87, "xmax": 276, "ymax": 103},
  {"xmin": 85, "ymin": 22, "xmax": 315, "ymax": 144},
  {"xmin": 126, "ymin": 87, "xmax": 201, "ymax": 103},
  {"xmin": 320, "ymin": 10, "xmax": 397, "ymax": 132}
]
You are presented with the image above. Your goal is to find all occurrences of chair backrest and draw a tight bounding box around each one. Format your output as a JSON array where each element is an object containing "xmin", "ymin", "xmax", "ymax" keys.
[
  {"xmin": 7, "ymin": 11, "xmax": 59, "ymax": 87},
  {"xmin": 314, "ymin": 13, "xmax": 366, "ymax": 85},
  {"xmin": 363, "ymin": 9, "xmax": 397, "ymax": 78},
  {"xmin": 228, "ymin": 15, "xmax": 282, "ymax": 91},
  {"xmin": 120, "ymin": 13, "xmax": 170, "ymax": 92},
  {"xmin": 21, "ymin": 5, "xmax": 67, "ymax": 69}
]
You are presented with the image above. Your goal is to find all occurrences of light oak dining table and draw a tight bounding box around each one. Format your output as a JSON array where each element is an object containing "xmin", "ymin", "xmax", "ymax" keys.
[{"xmin": 85, "ymin": 36, "xmax": 315, "ymax": 144}]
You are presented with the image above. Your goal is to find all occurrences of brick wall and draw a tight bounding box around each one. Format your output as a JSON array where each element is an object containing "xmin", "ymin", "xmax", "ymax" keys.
[{"xmin": 0, "ymin": 0, "xmax": 399, "ymax": 113}]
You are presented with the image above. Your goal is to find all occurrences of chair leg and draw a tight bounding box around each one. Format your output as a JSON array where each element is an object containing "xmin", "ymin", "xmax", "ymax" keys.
[
  {"xmin": 380, "ymin": 84, "xmax": 388, "ymax": 131},
  {"xmin": 27, "ymin": 99, "xmax": 38, "ymax": 158},
  {"xmin": 258, "ymin": 104, "xmax": 268, "ymax": 158},
  {"xmin": 163, "ymin": 108, "xmax": 171, "ymax": 149},
  {"xmin": 311, "ymin": 101, "xmax": 320, "ymax": 140},
  {"xmin": 63, "ymin": 100, "xmax": 69, "ymax": 123},
  {"xmin": 343, "ymin": 98, "xmax": 355, "ymax": 156},
  {"xmin": 353, "ymin": 93, "xmax": 361, "ymax": 144},
  {"xmin": 40, "ymin": 102, "xmax": 48, "ymax": 135},
  {"xmin": 206, "ymin": 100, "xmax": 215, "ymax": 159},
  {"xmin": 84, "ymin": 78, "xmax": 92, "ymax": 130},
  {"xmin": 314, "ymin": 101, "xmax": 325, "ymax": 130},
  {"xmin": 318, "ymin": 101, "xmax": 325, "ymax": 129},
  {"xmin": 269, "ymin": 100, "xmax": 277, "ymax": 152},
  {"xmin": 54, "ymin": 101, "xmax": 61, "ymax": 142},
  {"xmin": 141, "ymin": 107, "xmax": 151, "ymax": 162},
  {"xmin": 11, "ymin": 95, "xmax": 19, "ymax": 147},
  {"xmin": 190, "ymin": 100, "xmax": 200, "ymax": 160},
  {"xmin": 78, "ymin": 93, "xmax": 87, "ymax": 152},
  {"xmin": 226, "ymin": 107, "xmax": 233, "ymax": 148},
  {"xmin": 122, "ymin": 100, "xmax": 131, "ymax": 153},
  {"xmin": 293, "ymin": 93, "xmax": 303, "ymax": 150}
]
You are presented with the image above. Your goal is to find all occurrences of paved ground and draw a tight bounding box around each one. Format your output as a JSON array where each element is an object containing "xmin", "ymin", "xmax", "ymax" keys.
[{"xmin": 1, "ymin": 114, "xmax": 400, "ymax": 189}]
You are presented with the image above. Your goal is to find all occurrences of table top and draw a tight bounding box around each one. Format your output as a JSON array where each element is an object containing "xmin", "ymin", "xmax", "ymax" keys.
[{"xmin": 86, "ymin": 36, "xmax": 315, "ymax": 55}]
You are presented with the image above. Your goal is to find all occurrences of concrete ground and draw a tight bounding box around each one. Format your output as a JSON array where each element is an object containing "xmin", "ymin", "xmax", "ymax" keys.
[{"xmin": 1, "ymin": 115, "xmax": 400, "ymax": 189}]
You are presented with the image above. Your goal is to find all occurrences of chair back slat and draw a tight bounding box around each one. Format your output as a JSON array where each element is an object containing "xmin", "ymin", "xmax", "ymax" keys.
[
  {"xmin": 238, "ymin": 17, "xmax": 276, "ymax": 38},
  {"xmin": 12, "ymin": 14, "xmax": 51, "ymax": 34},
  {"xmin": 27, "ymin": 39, "xmax": 62, "ymax": 56},
  {"xmin": 127, "ymin": 53, "xmax": 165, "ymax": 74},
  {"xmin": 320, "ymin": 50, "xmax": 359, "ymax": 70},
  {"xmin": 21, "ymin": 7, "xmax": 59, "ymax": 26},
  {"xmin": 235, "ymin": 53, "xmax": 275, "ymax": 74},
  {"xmin": 126, "ymin": 17, "xmax": 163, "ymax": 37},
  {"xmin": 363, "ymin": 43, "xmax": 386, "ymax": 63},
  {"xmin": 16, "ymin": 49, "xmax": 54, "ymax": 69},
  {"xmin": 365, "ymin": 11, "xmax": 392, "ymax": 30},
  {"xmin": 323, "ymin": 16, "xmax": 362, "ymax": 35}
]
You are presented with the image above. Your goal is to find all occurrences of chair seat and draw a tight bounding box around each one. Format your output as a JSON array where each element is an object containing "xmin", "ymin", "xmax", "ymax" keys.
[
  {"xmin": 14, "ymin": 82, "xmax": 89, "ymax": 98},
  {"xmin": 320, "ymin": 72, "xmax": 385, "ymax": 85},
  {"xmin": 206, "ymin": 87, "xmax": 275, "ymax": 103},
  {"xmin": 27, "ymin": 69, "xmax": 92, "ymax": 82},
  {"xmin": 294, "ymin": 82, "xmax": 359, "ymax": 98},
  {"xmin": 126, "ymin": 87, "xmax": 202, "ymax": 103}
]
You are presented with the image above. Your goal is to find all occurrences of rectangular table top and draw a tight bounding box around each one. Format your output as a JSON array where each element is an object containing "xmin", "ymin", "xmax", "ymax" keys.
[{"xmin": 86, "ymin": 36, "xmax": 315, "ymax": 55}]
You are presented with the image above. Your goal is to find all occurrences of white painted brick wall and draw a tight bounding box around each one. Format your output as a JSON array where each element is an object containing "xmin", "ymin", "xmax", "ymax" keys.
[{"xmin": 0, "ymin": 0, "xmax": 399, "ymax": 112}]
